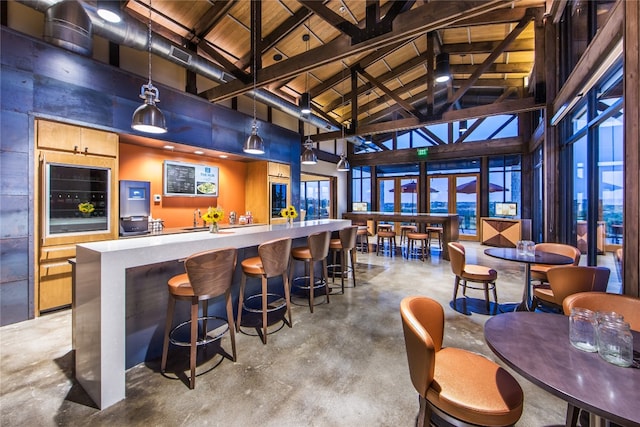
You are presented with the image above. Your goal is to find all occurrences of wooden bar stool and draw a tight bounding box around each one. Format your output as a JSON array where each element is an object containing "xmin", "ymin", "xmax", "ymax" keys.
[
  {"xmin": 426, "ymin": 226, "xmax": 443, "ymax": 250},
  {"xmin": 289, "ymin": 230, "xmax": 331, "ymax": 313},
  {"xmin": 406, "ymin": 232, "xmax": 430, "ymax": 261},
  {"xmin": 376, "ymin": 230, "xmax": 397, "ymax": 256},
  {"xmin": 356, "ymin": 226, "xmax": 369, "ymax": 252},
  {"xmin": 236, "ymin": 237, "xmax": 292, "ymax": 344},
  {"xmin": 377, "ymin": 223, "xmax": 393, "ymax": 233},
  {"xmin": 399, "ymin": 224, "xmax": 418, "ymax": 247},
  {"xmin": 328, "ymin": 226, "xmax": 358, "ymax": 294},
  {"xmin": 161, "ymin": 247, "xmax": 237, "ymax": 389}
]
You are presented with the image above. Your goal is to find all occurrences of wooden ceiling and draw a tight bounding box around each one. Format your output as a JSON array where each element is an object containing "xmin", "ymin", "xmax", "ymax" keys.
[{"xmin": 122, "ymin": 0, "xmax": 545, "ymax": 142}]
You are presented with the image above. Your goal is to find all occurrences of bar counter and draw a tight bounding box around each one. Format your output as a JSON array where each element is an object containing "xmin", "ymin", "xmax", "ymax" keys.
[
  {"xmin": 342, "ymin": 211, "xmax": 459, "ymax": 260},
  {"xmin": 74, "ymin": 219, "xmax": 350, "ymax": 410}
]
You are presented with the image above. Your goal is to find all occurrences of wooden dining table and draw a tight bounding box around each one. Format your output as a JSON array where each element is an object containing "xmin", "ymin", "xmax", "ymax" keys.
[{"xmin": 485, "ymin": 312, "xmax": 640, "ymax": 427}]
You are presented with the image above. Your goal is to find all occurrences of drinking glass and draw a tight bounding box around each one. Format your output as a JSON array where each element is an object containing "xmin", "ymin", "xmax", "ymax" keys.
[
  {"xmin": 524, "ymin": 240, "xmax": 535, "ymax": 256},
  {"xmin": 517, "ymin": 240, "xmax": 526, "ymax": 255},
  {"xmin": 597, "ymin": 319, "xmax": 634, "ymax": 367}
]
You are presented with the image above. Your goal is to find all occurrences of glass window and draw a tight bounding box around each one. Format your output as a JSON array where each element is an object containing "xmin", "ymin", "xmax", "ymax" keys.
[
  {"xmin": 466, "ymin": 115, "xmax": 518, "ymax": 142},
  {"xmin": 488, "ymin": 155, "xmax": 521, "ymax": 218},
  {"xmin": 397, "ymin": 132, "xmax": 410, "ymax": 149},
  {"xmin": 351, "ymin": 166, "xmax": 371, "ymax": 211}
]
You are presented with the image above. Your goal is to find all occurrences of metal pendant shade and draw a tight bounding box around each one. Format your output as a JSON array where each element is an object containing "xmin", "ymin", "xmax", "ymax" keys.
[
  {"xmin": 301, "ymin": 138, "xmax": 317, "ymax": 165},
  {"xmin": 336, "ymin": 153, "xmax": 350, "ymax": 171},
  {"xmin": 435, "ymin": 52, "xmax": 451, "ymax": 83},
  {"xmin": 244, "ymin": 120, "xmax": 265, "ymax": 154},
  {"xmin": 300, "ymin": 92, "xmax": 311, "ymax": 114},
  {"xmin": 131, "ymin": 83, "xmax": 167, "ymax": 134}
]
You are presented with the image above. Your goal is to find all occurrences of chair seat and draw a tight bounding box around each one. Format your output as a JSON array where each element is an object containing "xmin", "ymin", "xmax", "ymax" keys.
[
  {"xmin": 530, "ymin": 264, "xmax": 553, "ymax": 275},
  {"xmin": 167, "ymin": 273, "xmax": 194, "ymax": 297},
  {"xmin": 429, "ymin": 347, "xmax": 524, "ymax": 426},
  {"xmin": 240, "ymin": 256, "xmax": 264, "ymax": 276},
  {"xmin": 532, "ymin": 286, "xmax": 554, "ymax": 302},
  {"xmin": 462, "ymin": 264, "xmax": 497, "ymax": 282},
  {"xmin": 329, "ymin": 238, "xmax": 343, "ymax": 250},
  {"xmin": 291, "ymin": 246, "xmax": 312, "ymax": 260},
  {"xmin": 378, "ymin": 231, "xmax": 396, "ymax": 238},
  {"xmin": 407, "ymin": 232, "xmax": 429, "ymax": 240}
]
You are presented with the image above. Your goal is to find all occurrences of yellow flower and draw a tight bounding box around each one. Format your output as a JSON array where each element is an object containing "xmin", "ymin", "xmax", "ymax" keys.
[
  {"xmin": 280, "ymin": 208, "xmax": 290, "ymax": 218},
  {"xmin": 202, "ymin": 206, "xmax": 224, "ymax": 223},
  {"xmin": 287, "ymin": 205, "xmax": 298, "ymax": 219},
  {"xmin": 78, "ymin": 202, "xmax": 94, "ymax": 214}
]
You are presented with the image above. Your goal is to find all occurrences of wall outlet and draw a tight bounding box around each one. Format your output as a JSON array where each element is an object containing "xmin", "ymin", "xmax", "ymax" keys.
[{"xmin": 153, "ymin": 194, "xmax": 162, "ymax": 203}]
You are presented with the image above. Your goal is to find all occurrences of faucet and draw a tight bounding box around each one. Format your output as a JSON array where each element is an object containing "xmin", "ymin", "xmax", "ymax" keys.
[{"xmin": 193, "ymin": 209, "xmax": 201, "ymax": 227}]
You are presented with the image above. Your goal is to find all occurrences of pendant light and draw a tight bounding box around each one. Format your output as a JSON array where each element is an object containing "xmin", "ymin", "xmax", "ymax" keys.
[
  {"xmin": 244, "ymin": 3, "xmax": 265, "ymax": 155},
  {"xmin": 301, "ymin": 137, "xmax": 317, "ymax": 165},
  {"xmin": 435, "ymin": 52, "xmax": 451, "ymax": 83},
  {"xmin": 299, "ymin": 32, "xmax": 311, "ymax": 114},
  {"xmin": 131, "ymin": 0, "xmax": 167, "ymax": 134},
  {"xmin": 336, "ymin": 153, "xmax": 350, "ymax": 171}
]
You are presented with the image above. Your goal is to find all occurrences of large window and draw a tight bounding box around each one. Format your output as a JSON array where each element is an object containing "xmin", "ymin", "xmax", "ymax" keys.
[
  {"xmin": 351, "ymin": 166, "xmax": 371, "ymax": 211},
  {"xmin": 301, "ymin": 175, "xmax": 332, "ymax": 220},
  {"xmin": 488, "ymin": 156, "xmax": 522, "ymax": 218}
]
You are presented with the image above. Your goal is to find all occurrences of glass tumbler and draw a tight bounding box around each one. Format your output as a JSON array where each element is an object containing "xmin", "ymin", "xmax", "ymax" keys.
[
  {"xmin": 569, "ymin": 307, "xmax": 598, "ymax": 352},
  {"xmin": 517, "ymin": 240, "xmax": 526, "ymax": 255},
  {"xmin": 524, "ymin": 240, "xmax": 536, "ymax": 256},
  {"xmin": 597, "ymin": 319, "xmax": 634, "ymax": 367}
]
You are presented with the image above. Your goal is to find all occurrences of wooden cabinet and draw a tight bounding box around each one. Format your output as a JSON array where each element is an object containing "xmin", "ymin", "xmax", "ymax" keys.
[
  {"xmin": 480, "ymin": 217, "xmax": 532, "ymax": 248},
  {"xmin": 35, "ymin": 119, "xmax": 119, "ymax": 313},
  {"xmin": 39, "ymin": 245, "xmax": 76, "ymax": 312},
  {"xmin": 245, "ymin": 161, "xmax": 291, "ymax": 224},
  {"xmin": 37, "ymin": 119, "xmax": 118, "ymax": 157},
  {"xmin": 268, "ymin": 162, "xmax": 290, "ymax": 178}
]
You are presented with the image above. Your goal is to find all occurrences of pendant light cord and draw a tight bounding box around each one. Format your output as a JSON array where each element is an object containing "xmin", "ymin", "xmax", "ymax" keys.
[
  {"xmin": 252, "ymin": 5, "xmax": 257, "ymax": 125},
  {"xmin": 147, "ymin": 0, "xmax": 152, "ymax": 86}
]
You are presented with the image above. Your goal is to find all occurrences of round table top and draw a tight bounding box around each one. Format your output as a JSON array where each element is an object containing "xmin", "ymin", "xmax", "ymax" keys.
[
  {"xmin": 484, "ymin": 247, "xmax": 574, "ymax": 265},
  {"xmin": 484, "ymin": 312, "xmax": 640, "ymax": 426}
]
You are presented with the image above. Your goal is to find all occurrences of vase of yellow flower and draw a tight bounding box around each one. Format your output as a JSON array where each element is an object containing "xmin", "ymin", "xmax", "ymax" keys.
[
  {"xmin": 78, "ymin": 202, "xmax": 95, "ymax": 218},
  {"xmin": 201, "ymin": 206, "xmax": 224, "ymax": 233},
  {"xmin": 280, "ymin": 205, "xmax": 298, "ymax": 225}
]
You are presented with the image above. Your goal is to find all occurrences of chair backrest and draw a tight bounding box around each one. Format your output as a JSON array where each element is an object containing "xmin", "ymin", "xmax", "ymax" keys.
[
  {"xmin": 563, "ymin": 292, "xmax": 640, "ymax": 331},
  {"xmin": 308, "ymin": 230, "xmax": 331, "ymax": 261},
  {"xmin": 259, "ymin": 237, "xmax": 292, "ymax": 278},
  {"xmin": 534, "ymin": 243, "xmax": 581, "ymax": 265},
  {"xmin": 185, "ymin": 247, "xmax": 238, "ymax": 299},
  {"xmin": 546, "ymin": 266, "xmax": 610, "ymax": 305},
  {"xmin": 592, "ymin": 266, "xmax": 611, "ymax": 292},
  {"xmin": 400, "ymin": 296, "xmax": 444, "ymax": 398},
  {"xmin": 339, "ymin": 226, "xmax": 359, "ymax": 250},
  {"xmin": 447, "ymin": 242, "xmax": 466, "ymax": 276}
]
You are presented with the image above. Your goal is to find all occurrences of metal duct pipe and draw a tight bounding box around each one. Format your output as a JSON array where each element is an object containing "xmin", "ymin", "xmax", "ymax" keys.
[
  {"xmin": 18, "ymin": 0, "xmax": 339, "ymax": 133},
  {"xmin": 44, "ymin": 0, "xmax": 92, "ymax": 55}
]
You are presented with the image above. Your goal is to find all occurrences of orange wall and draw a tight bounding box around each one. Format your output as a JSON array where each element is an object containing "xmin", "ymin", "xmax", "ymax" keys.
[{"xmin": 119, "ymin": 143, "xmax": 248, "ymax": 228}]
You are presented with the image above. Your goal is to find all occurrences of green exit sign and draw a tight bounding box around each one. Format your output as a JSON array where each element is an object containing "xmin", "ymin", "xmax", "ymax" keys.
[{"xmin": 417, "ymin": 148, "xmax": 428, "ymax": 157}]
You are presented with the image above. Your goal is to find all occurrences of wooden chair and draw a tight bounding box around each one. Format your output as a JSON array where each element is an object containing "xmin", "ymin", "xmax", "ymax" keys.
[
  {"xmin": 563, "ymin": 292, "xmax": 640, "ymax": 331},
  {"xmin": 161, "ymin": 247, "xmax": 237, "ymax": 389},
  {"xmin": 532, "ymin": 266, "xmax": 610, "ymax": 312},
  {"xmin": 237, "ymin": 237, "xmax": 292, "ymax": 344},
  {"xmin": 406, "ymin": 232, "xmax": 429, "ymax": 261},
  {"xmin": 328, "ymin": 226, "xmax": 358, "ymax": 294},
  {"xmin": 448, "ymin": 242, "xmax": 498, "ymax": 311},
  {"xmin": 400, "ymin": 296, "xmax": 524, "ymax": 427},
  {"xmin": 530, "ymin": 243, "xmax": 581, "ymax": 285},
  {"xmin": 290, "ymin": 230, "xmax": 331, "ymax": 313}
]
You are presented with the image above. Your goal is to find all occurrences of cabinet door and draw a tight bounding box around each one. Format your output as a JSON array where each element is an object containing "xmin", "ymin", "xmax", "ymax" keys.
[
  {"xmin": 36, "ymin": 120, "xmax": 118, "ymax": 157},
  {"xmin": 39, "ymin": 245, "xmax": 75, "ymax": 312},
  {"xmin": 268, "ymin": 162, "xmax": 290, "ymax": 178}
]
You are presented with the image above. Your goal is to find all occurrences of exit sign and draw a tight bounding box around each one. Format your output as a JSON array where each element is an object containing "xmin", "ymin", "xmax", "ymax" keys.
[{"xmin": 417, "ymin": 148, "xmax": 428, "ymax": 157}]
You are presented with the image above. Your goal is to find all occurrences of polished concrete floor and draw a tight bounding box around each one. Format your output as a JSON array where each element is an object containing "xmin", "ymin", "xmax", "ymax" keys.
[{"xmin": 1, "ymin": 241, "xmax": 619, "ymax": 426}]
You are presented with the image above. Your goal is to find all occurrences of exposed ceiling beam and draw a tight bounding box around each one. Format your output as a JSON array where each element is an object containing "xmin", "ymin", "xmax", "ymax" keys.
[
  {"xmin": 202, "ymin": 0, "xmax": 515, "ymax": 102},
  {"xmin": 443, "ymin": 38, "xmax": 534, "ymax": 55}
]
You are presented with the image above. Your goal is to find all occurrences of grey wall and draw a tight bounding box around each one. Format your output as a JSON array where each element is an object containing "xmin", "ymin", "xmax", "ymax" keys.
[{"xmin": 0, "ymin": 27, "xmax": 301, "ymax": 325}]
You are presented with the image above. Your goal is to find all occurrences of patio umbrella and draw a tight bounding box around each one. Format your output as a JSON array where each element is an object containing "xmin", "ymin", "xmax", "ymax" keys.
[
  {"xmin": 389, "ymin": 181, "xmax": 439, "ymax": 193},
  {"xmin": 456, "ymin": 179, "xmax": 507, "ymax": 194}
]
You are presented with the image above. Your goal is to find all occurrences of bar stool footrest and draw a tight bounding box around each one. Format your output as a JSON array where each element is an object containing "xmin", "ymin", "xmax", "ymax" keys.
[
  {"xmin": 242, "ymin": 293, "xmax": 286, "ymax": 313},
  {"xmin": 169, "ymin": 316, "xmax": 229, "ymax": 347}
]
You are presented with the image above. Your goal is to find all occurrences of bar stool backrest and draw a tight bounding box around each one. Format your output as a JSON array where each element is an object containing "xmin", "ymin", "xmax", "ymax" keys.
[
  {"xmin": 308, "ymin": 230, "xmax": 331, "ymax": 261},
  {"xmin": 259, "ymin": 237, "xmax": 292, "ymax": 278},
  {"xmin": 339, "ymin": 226, "xmax": 358, "ymax": 250},
  {"xmin": 185, "ymin": 247, "xmax": 238, "ymax": 300}
]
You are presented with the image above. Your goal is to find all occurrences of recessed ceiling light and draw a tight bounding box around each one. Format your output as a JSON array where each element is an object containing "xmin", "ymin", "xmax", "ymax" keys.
[
  {"xmin": 194, "ymin": 150, "xmax": 204, "ymax": 155},
  {"xmin": 163, "ymin": 145, "xmax": 174, "ymax": 150},
  {"xmin": 219, "ymin": 154, "xmax": 228, "ymax": 158}
]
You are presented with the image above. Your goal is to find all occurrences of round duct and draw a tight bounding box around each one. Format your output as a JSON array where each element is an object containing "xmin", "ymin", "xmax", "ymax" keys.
[{"xmin": 44, "ymin": 0, "xmax": 92, "ymax": 56}]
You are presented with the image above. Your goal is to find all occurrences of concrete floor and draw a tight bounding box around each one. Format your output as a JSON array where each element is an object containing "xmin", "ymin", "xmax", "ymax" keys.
[{"xmin": 3, "ymin": 241, "xmax": 614, "ymax": 427}]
